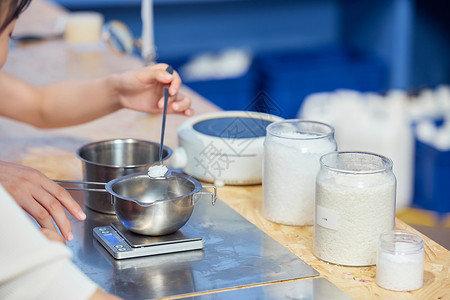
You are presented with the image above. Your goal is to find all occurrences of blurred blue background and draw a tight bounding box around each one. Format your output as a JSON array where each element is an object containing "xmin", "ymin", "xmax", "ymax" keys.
[{"xmin": 54, "ymin": 0, "xmax": 450, "ymax": 119}]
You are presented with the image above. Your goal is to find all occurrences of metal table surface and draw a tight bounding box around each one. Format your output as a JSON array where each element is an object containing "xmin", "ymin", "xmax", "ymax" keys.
[
  {"xmin": 67, "ymin": 190, "xmax": 320, "ymax": 299},
  {"xmin": 180, "ymin": 277, "xmax": 353, "ymax": 300}
]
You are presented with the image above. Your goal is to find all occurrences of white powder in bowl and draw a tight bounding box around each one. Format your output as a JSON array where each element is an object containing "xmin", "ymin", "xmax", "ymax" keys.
[
  {"xmin": 313, "ymin": 171, "xmax": 396, "ymax": 266},
  {"xmin": 263, "ymin": 131, "xmax": 336, "ymax": 226},
  {"xmin": 147, "ymin": 164, "xmax": 168, "ymax": 178}
]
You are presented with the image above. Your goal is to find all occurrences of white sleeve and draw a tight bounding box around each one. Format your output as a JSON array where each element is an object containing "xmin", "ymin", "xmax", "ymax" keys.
[{"xmin": 0, "ymin": 185, "xmax": 97, "ymax": 300}]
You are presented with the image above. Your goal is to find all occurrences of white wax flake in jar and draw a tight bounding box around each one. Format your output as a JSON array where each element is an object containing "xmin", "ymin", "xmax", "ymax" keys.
[
  {"xmin": 263, "ymin": 120, "xmax": 337, "ymax": 226},
  {"xmin": 148, "ymin": 164, "xmax": 168, "ymax": 178},
  {"xmin": 376, "ymin": 230, "xmax": 424, "ymax": 291},
  {"xmin": 313, "ymin": 152, "xmax": 396, "ymax": 266}
]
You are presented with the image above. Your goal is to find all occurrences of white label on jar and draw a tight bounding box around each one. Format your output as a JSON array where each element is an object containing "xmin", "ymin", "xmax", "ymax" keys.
[{"xmin": 316, "ymin": 205, "xmax": 339, "ymax": 230}]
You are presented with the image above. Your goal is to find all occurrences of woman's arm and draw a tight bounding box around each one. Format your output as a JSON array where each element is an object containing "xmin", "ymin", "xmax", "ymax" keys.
[
  {"xmin": 0, "ymin": 63, "xmax": 193, "ymax": 241},
  {"xmin": 0, "ymin": 63, "xmax": 192, "ymax": 128}
]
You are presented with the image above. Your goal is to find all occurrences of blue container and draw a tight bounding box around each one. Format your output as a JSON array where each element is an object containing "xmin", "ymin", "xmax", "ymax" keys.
[
  {"xmin": 183, "ymin": 70, "xmax": 258, "ymax": 111},
  {"xmin": 168, "ymin": 58, "xmax": 258, "ymax": 111},
  {"xmin": 413, "ymin": 140, "xmax": 450, "ymax": 214},
  {"xmin": 255, "ymin": 47, "xmax": 387, "ymax": 119}
]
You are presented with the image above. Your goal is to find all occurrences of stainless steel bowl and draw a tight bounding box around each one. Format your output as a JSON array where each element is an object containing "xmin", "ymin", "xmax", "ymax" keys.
[
  {"xmin": 77, "ymin": 138, "xmax": 172, "ymax": 214},
  {"xmin": 106, "ymin": 172, "xmax": 216, "ymax": 236}
]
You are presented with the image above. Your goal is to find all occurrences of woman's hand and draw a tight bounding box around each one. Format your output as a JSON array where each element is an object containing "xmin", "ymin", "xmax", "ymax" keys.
[
  {"xmin": 114, "ymin": 63, "xmax": 193, "ymax": 116},
  {"xmin": 0, "ymin": 161, "xmax": 86, "ymax": 241}
]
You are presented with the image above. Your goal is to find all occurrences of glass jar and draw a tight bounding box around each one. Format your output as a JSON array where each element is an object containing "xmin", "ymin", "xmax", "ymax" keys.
[
  {"xmin": 313, "ymin": 151, "xmax": 396, "ymax": 266},
  {"xmin": 376, "ymin": 230, "xmax": 424, "ymax": 291},
  {"xmin": 263, "ymin": 120, "xmax": 337, "ymax": 226}
]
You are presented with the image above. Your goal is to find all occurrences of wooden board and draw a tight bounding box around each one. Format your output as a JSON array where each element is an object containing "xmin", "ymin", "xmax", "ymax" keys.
[{"xmin": 218, "ymin": 185, "xmax": 450, "ymax": 300}]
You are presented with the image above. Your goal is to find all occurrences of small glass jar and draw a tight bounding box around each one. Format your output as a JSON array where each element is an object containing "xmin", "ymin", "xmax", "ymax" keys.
[
  {"xmin": 263, "ymin": 120, "xmax": 337, "ymax": 226},
  {"xmin": 376, "ymin": 230, "xmax": 424, "ymax": 291},
  {"xmin": 313, "ymin": 151, "xmax": 396, "ymax": 266}
]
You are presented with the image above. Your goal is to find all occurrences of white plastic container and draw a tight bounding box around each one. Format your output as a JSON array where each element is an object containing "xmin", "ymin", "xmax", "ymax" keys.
[
  {"xmin": 65, "ymin": 12, "xmax": 104, "ymax": 45},
  {"xmin": 263, "ymin": 120, "xmax": 336, "ymax": 226},
  {"xmin": 299, "ymin": 90, "xmax": 414, "ymax": 209},
  {"xmin": 376, "ymin": 230, "xmax": 424, "ymax": 291},
  {"xmin": 314, "ymin": 151, "xmax": 396, "ymax": 266},
  {"xmin": 172, "ymin": 111, "xmax": 284, "ymax": 185}
]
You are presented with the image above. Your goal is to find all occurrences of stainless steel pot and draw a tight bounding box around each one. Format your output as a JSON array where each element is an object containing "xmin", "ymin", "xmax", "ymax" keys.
[
  {"xmin": 108, "ymin": 172, "xmax": 216, "ymax": 235},
  {"xmin": 56, "ymin": 172, "xmax": 216, "ymax": 236},
  {"xmin": 76, "ymin": 138, "xmax": 172, "ymax": 214}
]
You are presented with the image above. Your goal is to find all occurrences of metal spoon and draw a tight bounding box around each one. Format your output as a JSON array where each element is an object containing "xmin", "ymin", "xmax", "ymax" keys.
[
  {"xmin": 159, "ymin": 65, "xmax": 173, "ymax": 162},
  {"xmin": 148, "ymin": 65, "xmax": 173, "ymax": 178}
]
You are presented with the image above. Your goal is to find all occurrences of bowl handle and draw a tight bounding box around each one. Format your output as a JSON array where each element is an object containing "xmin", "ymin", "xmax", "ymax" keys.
[
  {"xmin": 53, "ymin": 179, "xmax": 107, "ymax": 192},
  {"xmin": 169, "ymin": 146, "xmax": 188, "ymax": 169},
  {"xmin": 195, "ymin": 185, "xmax": 217, "ymax": 205}
]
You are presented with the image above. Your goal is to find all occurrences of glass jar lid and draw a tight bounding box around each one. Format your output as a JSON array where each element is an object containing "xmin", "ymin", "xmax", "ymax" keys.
[
  {"xmin": 320, "ymin": 151, "xmax": 393, "ymax": 175},
  {"xmin": 266, "ymin": 119, "xmax": 335, "ymax": 140}
]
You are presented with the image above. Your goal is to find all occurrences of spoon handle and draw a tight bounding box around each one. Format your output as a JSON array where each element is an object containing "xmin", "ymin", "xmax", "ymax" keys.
[{"xmin": 159, "ymin": 65, "xmax": 173, "ymax": 162}]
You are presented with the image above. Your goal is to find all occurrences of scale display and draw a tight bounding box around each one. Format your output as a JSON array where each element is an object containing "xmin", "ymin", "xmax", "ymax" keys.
[{"xmin": 93, "ymin": 222, "xmax": 204, "ymax": 259}]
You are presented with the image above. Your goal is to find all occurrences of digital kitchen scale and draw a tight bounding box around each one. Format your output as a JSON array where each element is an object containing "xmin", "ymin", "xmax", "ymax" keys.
[{"xmin": 93, "ymin": 222, "xmax": 204, "ymax": 259}]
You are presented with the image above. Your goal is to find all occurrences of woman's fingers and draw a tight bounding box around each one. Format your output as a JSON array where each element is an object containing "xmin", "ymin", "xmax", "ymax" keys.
[
  {"xmin": 4, "ymin": 174, "xmax": 58, "ymax": 234},
  {"xmin": 38, "ymin": 177, "xmax": 87, "ymax": 241},
  {"xmin": 0, "ymin": 161, "xmax": 84, "ymax": 242},
  {"xmin": 151, "ymin": 65, "xmax": 181, "ymax": 95},
  {"xmin": 171, "ymin": 94, "xmax": 192, "ymax": 113},
  {"xmin": 168, "ymin": 70, "xmax": 181, "ymax": 96},
  {"xmin": 159, "ymin": 93, "xmax": 192, "ymax": 114},
  {"xmin": 20, "ymin": 196, "xmax": 58, "ymax": 233},
  {"xmin": 41, "ymin": 179, "xmax": 86, "ymax": 221},
  {"xmin": 138, "ymin": 63, "xmax": 171, "ymax": 85},
  {"xmin": 183, "ymin": 108, "xmax": 194, "ymax": 116},
  {"xmin": 32, "ymin": 187, "xmax": 74, "ymax": 241},
  {"xmin": 154, "ymin": 66, "xmax": 173, "ymax": 83},
  {"xmin": 154, "ymin": 68, "xmax": 181, "ymax": 97}
]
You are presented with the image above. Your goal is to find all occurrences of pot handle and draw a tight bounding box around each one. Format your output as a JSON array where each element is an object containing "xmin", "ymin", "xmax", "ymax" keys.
[
  {"xmin": 195, "ymin": 185, "xmax": 217, "ymax": 205},
  {"xmin": 53, "ymin": 179, "xmax": 107, "ymax": 192}
]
